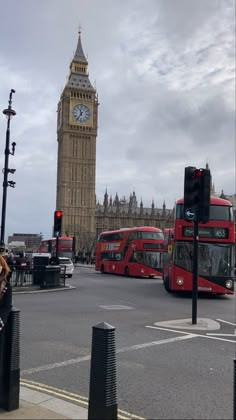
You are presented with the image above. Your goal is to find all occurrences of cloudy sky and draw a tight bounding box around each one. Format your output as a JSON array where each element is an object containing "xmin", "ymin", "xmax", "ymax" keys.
[{"xmin": 0, "ymin": 0, "xmax": 235, "ymax": 240}]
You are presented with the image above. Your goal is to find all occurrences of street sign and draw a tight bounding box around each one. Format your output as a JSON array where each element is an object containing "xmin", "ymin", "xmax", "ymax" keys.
[{"xmin": 185, "ymin": 208, "xmax": 195, "ymax": 221}]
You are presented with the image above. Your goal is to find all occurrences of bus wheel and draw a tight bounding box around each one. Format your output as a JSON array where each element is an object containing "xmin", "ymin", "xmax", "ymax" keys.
[
  {"xmin": 101, "ymin": 265, "xmax": 105, "ymax": 274},
  {"xmin": 124, "ymin": 266, "xmax": 129, "ymax": 276},
  {"xmin": 149, "ymin": 275, "xmax": 154, "ymax": 279},
  {"xmin": 164, "ymin": 277, "xmax": 171, "ymax": 292}
]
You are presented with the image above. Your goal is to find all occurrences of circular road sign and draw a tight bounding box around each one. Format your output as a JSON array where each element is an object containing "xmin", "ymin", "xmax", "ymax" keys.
[{"xmin": 185, "ymin": 208, "xmax": 195, "ymax": 221}]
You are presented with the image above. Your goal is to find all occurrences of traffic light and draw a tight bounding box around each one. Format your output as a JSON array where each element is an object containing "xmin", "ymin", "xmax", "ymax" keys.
[
  {"xmin": 184, "ymin": 166, "xmax": 201, "ymax": 221},
  {"xmin": 54, "ymin": 210, "xmax": 63, "ymax": 237},
  {"xmin": 199, "ymin": 168, "xmax": 211, "ymax": 223},
  {"xmin": 184, "ymin": 167, "xmax": 211, "ymax": 223}
]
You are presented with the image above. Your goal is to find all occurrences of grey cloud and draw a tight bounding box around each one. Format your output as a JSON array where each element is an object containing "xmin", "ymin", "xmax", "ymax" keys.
[
  {"xmin": 183, "ymin": 96, "xmax": 235, "ymax": 146},
  {"xmin": 157, "ymin": 0, "xmax": 227, "ymax": 43},
  {"xmin": 0, "ymin": 0, "xmax": 234, "ymax": 239}
]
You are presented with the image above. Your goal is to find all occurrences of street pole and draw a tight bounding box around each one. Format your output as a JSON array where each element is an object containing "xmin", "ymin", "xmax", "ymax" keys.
[
  {"xmin": 0, "ymin": 89, "xmax": 16, "ymax": 246},
  {"xmin": 192, "ymin": 220, "xmax": 199, "ymax": 324},
  {"xmin": 55, "ymin": 234, "xmax": 59, "ymax": 259}
]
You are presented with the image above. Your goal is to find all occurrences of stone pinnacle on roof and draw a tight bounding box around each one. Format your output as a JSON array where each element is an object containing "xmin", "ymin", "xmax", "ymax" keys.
[{"xmin": 73, "ymin": 30, "xmax": 88, "ymax": 64}]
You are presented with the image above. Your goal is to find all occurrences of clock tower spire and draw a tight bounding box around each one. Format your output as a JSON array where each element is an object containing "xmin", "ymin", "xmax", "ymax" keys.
[
  {"xmin": 56, "ymin": 32, "xmax": 98, "ymax": 252},
  {"xmin": 73, "ymin": 30, "xmax": 88, "ymax": 64}
]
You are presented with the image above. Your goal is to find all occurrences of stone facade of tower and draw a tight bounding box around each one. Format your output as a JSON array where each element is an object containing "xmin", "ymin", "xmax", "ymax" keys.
[{"xmin": 56, "ymin": 33, "xmax": 98, "ymax": 250}]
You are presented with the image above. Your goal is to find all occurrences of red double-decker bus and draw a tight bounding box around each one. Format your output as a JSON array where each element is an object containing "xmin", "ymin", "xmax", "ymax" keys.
[
  {"xmin": 38, "ymin": 237, "xmax": 74, "ymax": 259},
  {"xmin": 163, "ymin": 197, "xmax": 235, "ymax": 294},
  {"xmin": 95, "ymin": 226, "xmax": 164, "ymax": 278}
]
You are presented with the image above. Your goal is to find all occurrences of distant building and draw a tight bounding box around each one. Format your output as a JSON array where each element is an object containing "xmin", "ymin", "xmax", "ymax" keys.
[
  {"xmin": 7, "ymin": 241, "xmax": 26, "ymax": 253},
  {"xmin": 96, "ymin": 189, "xmax": 174, "ymax": 240},
  {"xmin": 7, "ymin": 233, "xmax": 42, "ymax": 252}
]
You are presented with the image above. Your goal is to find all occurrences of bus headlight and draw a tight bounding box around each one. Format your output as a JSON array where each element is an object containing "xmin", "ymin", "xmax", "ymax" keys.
[
  {"xmin": 176, "ymin": 277, "xmax": 184, "ymax": 286},
  {"xmin": 225, "ymin": 280, "xmax": 233, "ymax": 289}
]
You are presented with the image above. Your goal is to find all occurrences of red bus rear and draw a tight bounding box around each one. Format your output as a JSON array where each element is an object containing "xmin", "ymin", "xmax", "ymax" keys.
[
  {"xmin": 163, "ymin": 197, "xmax": 235, "ymax": 294},
  {"xmin": 95, "ymin": 226, "xmax": 164, "ymax": 278},
  {"xmin": 38, "ymin": 237, "xmax": 74, "ymax": 259}
]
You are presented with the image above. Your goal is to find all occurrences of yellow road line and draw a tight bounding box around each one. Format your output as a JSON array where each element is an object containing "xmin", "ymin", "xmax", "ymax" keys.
[
  {"xmin": 20, "ymin": 379, "xmax": 145, "ymax": 419},
  {"xmin": 20, "ymin": 380, "xmax": 88, "ymax": 408},
  {"xmin": 118, "ymin": 408, "xmax": 145, "ymax": 420},
  {"xmin": 21, "ymin": 379, "xmax": 88, "ymax": 400}
]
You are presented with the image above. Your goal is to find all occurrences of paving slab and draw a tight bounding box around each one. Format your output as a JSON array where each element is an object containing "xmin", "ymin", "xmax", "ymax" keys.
[{"xmin": 0, "ymin": 386, "xmax": 88, "ymax": 420}]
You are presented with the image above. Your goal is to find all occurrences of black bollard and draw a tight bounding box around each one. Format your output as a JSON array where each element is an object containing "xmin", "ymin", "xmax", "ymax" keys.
[
  {"xmin": 88, "ymin": 322, "xmax": 117, "ymax": 420},
  {"xmin": 234, "ymin": 359, "xmax": 236, "ymax": 420},
  {"xmin": 0, "ymin": 307, "xmax": 20, "ymax": 411}
]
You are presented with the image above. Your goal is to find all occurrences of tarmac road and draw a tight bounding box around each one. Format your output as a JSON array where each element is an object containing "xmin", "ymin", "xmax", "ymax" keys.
[{"xmin": 14, "ymin": 266, "xmax": 235, "ymax": 419}]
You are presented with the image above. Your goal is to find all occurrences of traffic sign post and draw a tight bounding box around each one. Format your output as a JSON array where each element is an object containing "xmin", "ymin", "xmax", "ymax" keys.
[
  {"xmin": 53, "ymin": 211, "xmax": 63, "ymax": 260},
  {"xmin": 192, "ymin": 220, "xmax": 199, "ymax": 324},
  {"xmin": 184, "ymin": 203, "xmax": 199, "ymax": 323},
  {"xmin": 55, "ymin": 232, "xmax": 59, "ymax": 260}
]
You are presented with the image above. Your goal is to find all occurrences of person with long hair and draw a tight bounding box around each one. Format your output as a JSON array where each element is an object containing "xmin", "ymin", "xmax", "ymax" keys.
[{"xmin": 0, "ymin": 255, "xmax": 12, "ymax": 332}]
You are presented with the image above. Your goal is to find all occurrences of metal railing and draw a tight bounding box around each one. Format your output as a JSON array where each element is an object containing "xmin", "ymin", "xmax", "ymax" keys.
[{"xmin": 9, "ymin": 265, "xmax": 66, "ymax": 288}]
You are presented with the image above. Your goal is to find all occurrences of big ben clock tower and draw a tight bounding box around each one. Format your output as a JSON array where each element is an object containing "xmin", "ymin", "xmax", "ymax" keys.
[{"xmin": 56, "ymin": 31, "xmax": 98, "ymax": 251}]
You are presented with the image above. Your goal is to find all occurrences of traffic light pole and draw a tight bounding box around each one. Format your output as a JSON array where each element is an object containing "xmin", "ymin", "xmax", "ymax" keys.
[
  {"xmin": 53, "ymin": 210, "xmax": 62, "ymax": 261},
  {"xmin": 184, "ymin": 165, "xmax": 211, "ymax": 325},
  {"xmin": 192, "ymin": 220, "xmax": 199, "ymax": 324},
  {"xmin": 55, "ymin": 234, "xmax": 59, "ymax": 259}
]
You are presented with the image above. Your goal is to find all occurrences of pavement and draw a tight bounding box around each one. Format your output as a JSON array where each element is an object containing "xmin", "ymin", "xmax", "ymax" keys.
[{"xmin": 0, "ymin": 385, "xmax": 88, "ymax": 419}]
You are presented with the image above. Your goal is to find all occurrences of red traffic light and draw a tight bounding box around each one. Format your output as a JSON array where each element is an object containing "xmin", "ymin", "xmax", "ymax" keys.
[
  {"xmin": 193, "ymin": 169, "xmax": 202, "ymax": 178},
  {"xmin": 54, "ymin": 210, "xmax": 63, "ymax": 237}
]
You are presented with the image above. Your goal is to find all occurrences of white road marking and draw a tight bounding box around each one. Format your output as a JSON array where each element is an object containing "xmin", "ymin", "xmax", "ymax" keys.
[
  {"xmin": 99, "ymin": 305, "xmax": 133, "ymax": 310},
  {"xmin": 21, "ymin": 355, "xmax": 91, "ymax": 375},
  {"xmin": 22, "ymin": 334, "xmax": 196, "ymax": 375},
  {"xmin": 146, "ymin": 325, "xmax": 193, "ymax": 334},
  {"xmin": 146, "ymin": 325, "xmax": 236, "ymax": 344},
  {"xmin": 188, "ymin": 334, "xmax": 235, "ymax": 343},
  {"xmin": 216, "ymin": 319, "xmax": 236, "ymax": 327},
  {"xmin": 116, "ymin": 334, "xmax": 197, "ymax": 353},
  {"xmin": 206, "ymin": 333, "xmax": 236, "ymax": 337}
]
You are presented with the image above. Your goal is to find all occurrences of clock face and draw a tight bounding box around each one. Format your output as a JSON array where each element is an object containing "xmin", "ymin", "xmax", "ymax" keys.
[{"xmin": 72, "ymin": 104, "xmax": 90, "ymax": 123}]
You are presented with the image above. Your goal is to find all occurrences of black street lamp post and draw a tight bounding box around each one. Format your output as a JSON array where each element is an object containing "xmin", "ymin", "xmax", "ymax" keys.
[{"xmin": 0, "ymin": 89, "xmax": 16, "ymax": 246}]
